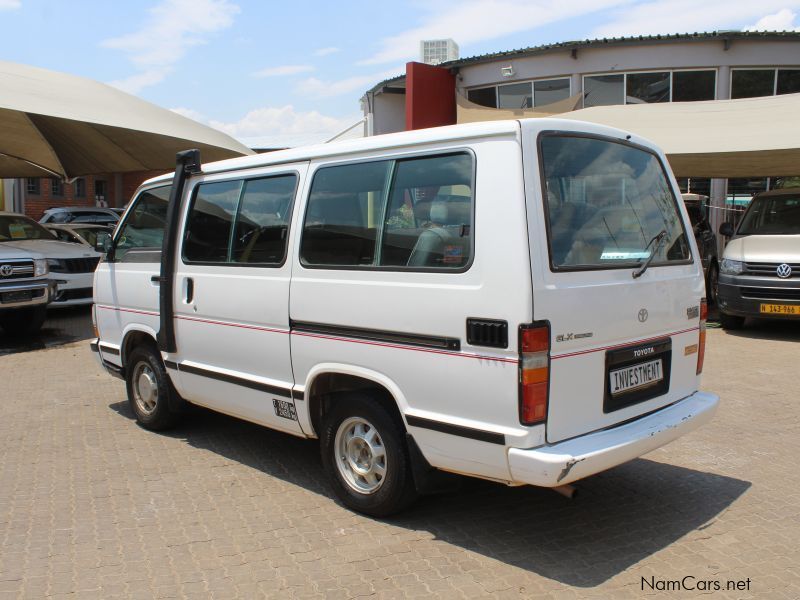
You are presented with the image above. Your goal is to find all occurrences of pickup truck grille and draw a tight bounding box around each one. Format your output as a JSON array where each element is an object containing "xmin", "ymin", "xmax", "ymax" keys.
[
  {"xmin": 741, "ymin": 287, "xmax": 800, "ymax": 301},
  {"xmin": 0, "ymin": 260, "xmax": 34, "ymax": 280},
  {"xmin": 53, "ymin": 257, "xmax": 100, "ymax": 273},
  {"xmin": 744, "ymin": 262, "xmax": 800, "ymax": 278}
]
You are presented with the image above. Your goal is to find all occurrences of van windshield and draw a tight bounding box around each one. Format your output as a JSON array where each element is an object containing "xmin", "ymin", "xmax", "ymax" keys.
[
  {"xmin": 540, "ymin": 135, "xmax": 690, "ymax": 270},
  {"xmin": 737, "ymin": 194, "xmax": 800, "ymax": 235}
]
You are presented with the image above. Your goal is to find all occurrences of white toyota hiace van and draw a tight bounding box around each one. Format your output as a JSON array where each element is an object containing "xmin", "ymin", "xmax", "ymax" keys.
[{"xmin": 92, "ymin": 119, "xmax": 719, "ymax": 516}]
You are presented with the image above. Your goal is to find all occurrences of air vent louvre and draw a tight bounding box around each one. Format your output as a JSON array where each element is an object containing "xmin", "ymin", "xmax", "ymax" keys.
[{"xmin": 466, "ymin": 318, "xmax": 508, "ymax": 348}]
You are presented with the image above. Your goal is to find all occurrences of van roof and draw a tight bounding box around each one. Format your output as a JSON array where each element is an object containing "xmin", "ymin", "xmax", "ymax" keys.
[
  {"xmin": 139, "ymin": 117, "xmax": 643, "ymax": 189},
  {"xmin": 753, "ymin": 187, "xmax": 800, "ymax": 199}
]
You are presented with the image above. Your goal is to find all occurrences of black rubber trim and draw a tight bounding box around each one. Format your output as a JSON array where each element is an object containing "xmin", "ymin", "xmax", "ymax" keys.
[
  {"xmin": 98, "ymin": 343, "xmax": 120, "ymax": 356},
  {"xmin": 405, "ymin": 415, "xmax": 506, "ymax": 445},
  {"xmin": 89, "ymin": 340, "xmax": 99, "ymax": 353},
  {"xmin": 291, "ymin": 320, "xmax": 460, "ymax": 351},
  {"xmin": 292, "ymin": 390, "xmax": 305, "ymax": 401},
  {"xmin": 163, "ymin": 360, "xmax": 178, "ymax": 370},
  {"xmin": 177, "ymin": 363, "xmax": 292, "ymax": 398},
  {"xmin": 101, "ymin": 360, "xmax": 124, "ymax": 380},
  {"xmin": 158, "ymin": 149, "xmax": 202, "ymax": 354}
]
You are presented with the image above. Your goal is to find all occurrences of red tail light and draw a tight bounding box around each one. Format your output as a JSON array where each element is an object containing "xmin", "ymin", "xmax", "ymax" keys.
[
  {"xmin": 697, "ymin": 298, "xmax": 707, "ymax": 375},
  {"xmin": 520, "ymin": 322, "xmax": 550, "ymax": 424}
]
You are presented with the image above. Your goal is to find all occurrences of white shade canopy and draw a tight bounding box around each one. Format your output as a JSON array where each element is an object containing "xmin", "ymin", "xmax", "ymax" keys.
[
  {"xmin": 0, "ymin": 60, "xmax": 253, "ymax": 179},
  {"xmin": 561, "ymin": 93, "xmax": 800, "ymax": 178}
]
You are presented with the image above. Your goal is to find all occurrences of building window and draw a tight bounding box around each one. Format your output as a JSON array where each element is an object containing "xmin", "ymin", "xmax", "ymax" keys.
[
  {"xmin": 469, "ymin": 77, "xmax": 570, "ymax": 109},
  {"xmin": 777, "ymin": 69, "xmax": 800, "ymax": 95},
  {"xmin": 534, "ymin": 78, "xmax": 570, "ymax": 106},
  {"xmin": 467, "ymin": 86, "xmax": 497, "ymax": 108},
  {"xmin": 74, "ymin": 178, "xmax": 86, "ymax": 198},
  {"xmin": 626, "ymin": 71, "xmax": 670, "ymax": 103},
  {"xmin": 26, "ymin": 178, "xmax": 40, "ymax": 195},
  {"xmin": 583, "ymin": 74, "xmax": 624, "ymax": 107},
  {"xmin": 672, "ymin": 70, "xmax": 716, "ymax": 102},
  {"xmin": 498, "ymin": 82, "xmax": 532, "ymax": 109},
  {"xmin": 51, "ymin": 178, "xmax": 63, "ymax": 197},
  {"xmin": 95, "ymin": 180, "xmax": 107, "ymax": 203},
  {"xmin": 731, "ymin": 69, "xmax": 776, "ymax": 99}
]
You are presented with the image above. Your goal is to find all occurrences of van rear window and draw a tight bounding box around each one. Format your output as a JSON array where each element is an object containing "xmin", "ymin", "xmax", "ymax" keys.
[{"xmin": 540, "ymin": 135, "xmax": 690, "ymax": 270}]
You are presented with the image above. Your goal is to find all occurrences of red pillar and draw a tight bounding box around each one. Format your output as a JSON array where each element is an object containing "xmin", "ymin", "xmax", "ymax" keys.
[{"xmin": 405, "ymin": 62, "xmax": 456, "ymax": 131}]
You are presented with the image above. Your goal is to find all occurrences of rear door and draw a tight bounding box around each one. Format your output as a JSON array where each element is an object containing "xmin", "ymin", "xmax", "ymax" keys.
[
  {"xmin": 171, "ymin": 164, "xmax": 306, "ymax": 434},
  {"xmin": 522, "ymin": 122, "xmax": 705, "ymax": 443}
]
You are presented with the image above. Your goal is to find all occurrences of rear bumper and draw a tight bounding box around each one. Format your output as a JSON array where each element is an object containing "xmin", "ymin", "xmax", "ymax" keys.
[{"xmin": 507, "ymin": 391, "xmax": 719, "ymax": 487}]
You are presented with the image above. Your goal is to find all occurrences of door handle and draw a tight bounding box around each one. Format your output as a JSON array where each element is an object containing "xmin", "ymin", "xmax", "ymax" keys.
[
  {"xmin": 150, "ymin": 275, "xmax": 161, "ymax": 286},
  {"xmin": 185, "ymin": 277, "xmax": 194, "ymax": 304}
]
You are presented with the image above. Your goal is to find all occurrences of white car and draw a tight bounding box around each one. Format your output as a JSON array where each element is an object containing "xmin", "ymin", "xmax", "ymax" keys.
[
  {"xmin": 45, "ymin": 223, "xmax": 114, "ymax": 249},
  {"xmin": 92, "ymin": 119, "xmax": 718, "ymax": 516},
  {"xmin": 0, "ymin": 213, "xmax": 100, "ymax": 307},
  {"xmin": 39, "ymin": 206, "xmax": 120, "ymax": 225},
  {"xmin": 0, "ymin": 244, "xmax": 52, "ymax": 335}
]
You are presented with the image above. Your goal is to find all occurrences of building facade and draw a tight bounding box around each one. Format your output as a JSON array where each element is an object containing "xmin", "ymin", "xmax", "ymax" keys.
[
  {"xmin": 363, "ymin": 31, "xmax": 800, "ymax": 235},
  {"xmin": 4, "ymin": 171, "xmax": 165, "ymax": 219}
]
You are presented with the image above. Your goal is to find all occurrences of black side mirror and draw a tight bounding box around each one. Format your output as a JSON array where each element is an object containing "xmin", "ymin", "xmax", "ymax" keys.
[
  {"xmin": 718, "ymin": 222, "xmax": 735, "ymax": 238},
  {"xmin": 95, "ymin": 231, "xmax": 113, "ymax": 254}
]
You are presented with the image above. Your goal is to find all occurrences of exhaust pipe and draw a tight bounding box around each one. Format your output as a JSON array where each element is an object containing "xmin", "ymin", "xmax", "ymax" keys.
[{"xmin": 552, "ymin": 484, "xmax": 577, "ymax": 499}]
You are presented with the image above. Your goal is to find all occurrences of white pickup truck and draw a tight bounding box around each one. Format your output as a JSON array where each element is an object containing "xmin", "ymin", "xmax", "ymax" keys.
[{"xmin": 0, "ymin": 245, "xmax": 52, "ymax": 336}]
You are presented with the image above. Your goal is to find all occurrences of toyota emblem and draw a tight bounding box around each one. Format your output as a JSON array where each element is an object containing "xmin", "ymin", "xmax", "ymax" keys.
[
  {"xmin": 776, "ymin": 263, "xmax": 792, "ymax": 279},
  {"xmin": 638, "ymin": 308, "xmax": 649, "ymax": 323},
  {"xmin": 0, "ymin": 265, "xmax": 13, "ymax": 277}
]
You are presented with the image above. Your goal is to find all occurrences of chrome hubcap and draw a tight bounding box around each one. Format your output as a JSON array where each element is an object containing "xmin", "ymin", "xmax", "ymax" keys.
[
  {"xmin": 132, "ymin": 361, "xmax": 158, "ymax": 415},
  {"xmin": 334, "ymin": 417, "xmax": 386, "ymax": 494}
]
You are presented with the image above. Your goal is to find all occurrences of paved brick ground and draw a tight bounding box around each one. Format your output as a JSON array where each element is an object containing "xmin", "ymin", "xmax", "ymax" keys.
[{"xmin": 0, "ymin": 312, "xmax": 798, "ymax": 599}]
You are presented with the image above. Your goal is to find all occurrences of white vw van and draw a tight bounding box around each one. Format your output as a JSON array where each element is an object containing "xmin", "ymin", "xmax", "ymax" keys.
[{"xmin": 92, "ymin": 119, "xmax": 718, "ymax": 516}]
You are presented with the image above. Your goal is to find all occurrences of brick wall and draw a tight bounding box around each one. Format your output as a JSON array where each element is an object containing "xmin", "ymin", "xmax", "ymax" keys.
[{"xmin": 22, "ymin": 170, "xmax": 168, "ymax": 220}]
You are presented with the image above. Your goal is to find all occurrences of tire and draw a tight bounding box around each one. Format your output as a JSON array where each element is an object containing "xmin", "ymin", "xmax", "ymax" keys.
[
  {"xmin": 320, "ymin": 394, "xmax": 417, "ymax": 517},
  {"xmin": 0, "ymin": 305, "xmax": 47, "ymax": 336},
  {"xmin": 125, "ymin": 345, "xmax": 180, "ymax": 431},
  {"xmin": 719, "ymin": 311, "xmax": 745, "ymax": 330},
  {"xmin": 706, "ymin": 262, "xmax": 719, "ymax": 306}
]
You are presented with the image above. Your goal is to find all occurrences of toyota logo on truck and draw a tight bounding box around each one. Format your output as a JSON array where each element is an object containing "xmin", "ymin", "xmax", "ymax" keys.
[{"xmin": 0, "ymin": 265, "xmax": 13, "ymax": 277}]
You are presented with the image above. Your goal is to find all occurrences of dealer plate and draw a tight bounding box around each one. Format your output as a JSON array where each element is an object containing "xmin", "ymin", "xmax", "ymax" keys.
[
  {"xmin": 760, "ymin": 303, "xmax": 800, "ymax": 315},
  {"xmin": 609, "ymin": 358, "xmax": 663, "ymax": 395}
]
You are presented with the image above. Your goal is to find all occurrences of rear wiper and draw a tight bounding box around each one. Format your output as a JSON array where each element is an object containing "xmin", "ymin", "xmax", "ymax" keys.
[{"xmin": 632, "ymin": 229, "xmax": 668, "ymax": 279}]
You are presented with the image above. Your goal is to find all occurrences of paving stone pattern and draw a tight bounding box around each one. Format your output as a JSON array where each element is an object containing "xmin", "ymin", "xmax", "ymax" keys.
[{"xmin": 0, "ymin": 313, "xmax": 798, "ymax": 598}]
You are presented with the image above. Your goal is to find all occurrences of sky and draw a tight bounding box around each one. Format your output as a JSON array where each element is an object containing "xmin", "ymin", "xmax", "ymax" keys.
[{"xmin": 1, "ymin": 0, "xmax": 799, "ymax": 144}]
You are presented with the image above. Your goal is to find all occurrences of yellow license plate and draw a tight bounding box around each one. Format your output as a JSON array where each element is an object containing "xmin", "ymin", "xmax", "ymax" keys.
[{"xmin": 760, "ymin": 303, "xmax": 800, "ymax": 315}]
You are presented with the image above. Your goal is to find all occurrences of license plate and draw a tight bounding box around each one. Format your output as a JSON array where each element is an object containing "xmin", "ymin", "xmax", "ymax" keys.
[
  {"xmin": 760, "ymin": 303, "xmax": 800, "ymax": 315},
  {"xmin": 609, "ymin": 358, "xmax": 664, "ymax": 395},
  {"xmin": 1, "ymin": 290, "xmax": 32, "ymax": 304}
]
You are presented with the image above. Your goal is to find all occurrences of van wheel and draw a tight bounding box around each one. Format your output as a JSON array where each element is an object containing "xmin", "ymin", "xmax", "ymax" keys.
[
  {"xmin": 125, "ymin": 345, "xmax": 179, "ymax": 431},
  {"xmin": 719, "ymin": 312, "xmax": 745, "ymax": 330},
  {"xmin": 0, "ymin": 305, "xmax": 47, "ymax": 336},
  {"xmin": 320, "ymin": 394, "xmax": 417, "ymax": 517}
]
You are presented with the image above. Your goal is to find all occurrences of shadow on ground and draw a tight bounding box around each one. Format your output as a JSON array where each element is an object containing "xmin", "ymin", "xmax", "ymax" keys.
[
  {"xmin": 0, "ymin": 306, "xmax": 93, "ymax": 356},
  {"xmin": 717, "ymin": 318, "xmax": 800, "ymax": 342},
  {"xmin": 110, "ymin": 399, "xmax": 751, "ymax": 588}
]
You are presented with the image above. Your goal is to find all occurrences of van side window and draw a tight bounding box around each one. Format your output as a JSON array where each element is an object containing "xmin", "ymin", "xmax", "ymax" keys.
[
  {"xmin": 300, "ymin": 161, "xmax": 390, "ymax": 266},
  {"xmin": 114, "ymin": 186, "xmax": 171, "ymax": 263},
  {"xmin": 381, "ymin": 154, "xmax": 473, "ymax": 269},
  {"xmin": 300, "ymin": 153, "xmax": 473, "ymax": 270},
  {"xmin": 183, "ymin": 180, "xmax": 241, "ymax": 263},
  {"xmin": 232, "ymin": 175, "xmax": 297, "ymax": 264},
  {"xmin": 183, "ymin": 174, "xmax": 298, "ymax": 265}
]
